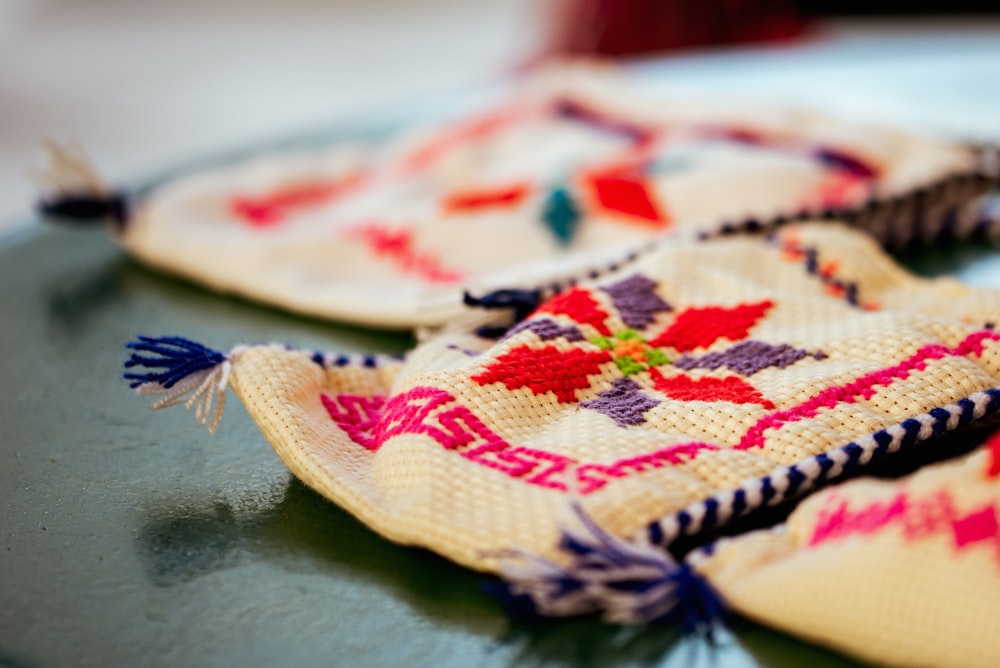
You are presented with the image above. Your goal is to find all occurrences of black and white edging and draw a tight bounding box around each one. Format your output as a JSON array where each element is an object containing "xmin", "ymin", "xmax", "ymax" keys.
[
  {"xmin": 304, "ymin": 348, "xmax": 404, "ymax": 370},
  {"xmin": 646, "ymin": 388, "xmax": 1000, "ymax": 547}
]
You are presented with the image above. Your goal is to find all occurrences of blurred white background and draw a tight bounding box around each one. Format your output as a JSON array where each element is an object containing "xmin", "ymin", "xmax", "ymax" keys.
[
  {"xmin": 0, "ymin": 0, "xmax": 539, "ymax": 231},
  {"xmin": 2, "ymin": 1, "xmax": 998, "ymax": 235}
]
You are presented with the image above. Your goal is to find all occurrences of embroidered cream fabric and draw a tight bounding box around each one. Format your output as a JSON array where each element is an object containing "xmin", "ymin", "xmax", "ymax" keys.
[
  {"xmin": 219, "ymin": 223, "xmax": 1000, "ymax": 576},
  {"xmin": 694, "ymin": 440, "xmax": 1000, "ymax": 668},
  {"xmin": 119, "ymin": 66, "xmax": 987, "ymax": 328}
]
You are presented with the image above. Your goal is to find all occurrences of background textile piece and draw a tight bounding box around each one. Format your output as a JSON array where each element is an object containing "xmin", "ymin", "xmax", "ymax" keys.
[{"xmin": 96, "ymin": 66, "xmax": 993, "ymax": 328}]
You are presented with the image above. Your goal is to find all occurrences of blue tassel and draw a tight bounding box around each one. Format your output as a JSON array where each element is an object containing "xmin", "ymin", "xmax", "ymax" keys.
[
  {"xmin": 124, "ymin": 336, "xmax": 231, "ymax": 433},
  {"xmin": 541, "ymin": 187, "xmax": 581, "ymax": 247},
  {"xmin": 124, "ymin": 336, "xmax": 227, "ymax": 389},
  {"xmin": 38, "ymin": 192, "xmax": 129, "ymax": 230},
  {"xmin": 493, "ymin": 505, "xmax": 725, "ymax": 632}
]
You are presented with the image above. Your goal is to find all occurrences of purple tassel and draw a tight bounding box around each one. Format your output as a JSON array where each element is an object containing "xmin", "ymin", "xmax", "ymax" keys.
[{"xmin": 493, "ymin": 505, "xmax": 725, "ymax": 632}]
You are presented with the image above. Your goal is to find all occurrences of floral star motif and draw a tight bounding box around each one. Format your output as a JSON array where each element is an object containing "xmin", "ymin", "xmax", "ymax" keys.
[{"xmin": 469, "ymin": 275, "xmax": 824, "ymax": 427}]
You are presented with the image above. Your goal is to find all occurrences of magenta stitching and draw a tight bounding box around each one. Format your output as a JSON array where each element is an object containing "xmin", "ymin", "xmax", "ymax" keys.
[
  {"xmin": 324, "ymin": 386, "xmax": 718, "ymax": 493},
  {"xmin": 575, "ymin": 442, "xmax": 720, "ymax": 494},
  {"xmin": 514, "ymin": 448, "xmax": 576, "ymax": 490},
  {"xmin": 433, "ymin": 405, "xmax": 508, "ymax": 452},
  {"xmin": 736, "ymin": 330, "xmax": 1000, "ymax": 451},
  {"xmin": 321, "ymin": 393, "xmax": 386, "ymax": 451},
  {"xmin": 378, "ymin": 386, "xmax": 454, "ymax": 441},
  {"xmin": 809, "ymin": 488, "xmax": 1000, "ymax": 562}
]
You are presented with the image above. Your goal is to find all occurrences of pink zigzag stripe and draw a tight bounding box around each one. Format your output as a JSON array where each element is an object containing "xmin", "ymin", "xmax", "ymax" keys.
[
  {"xmin": 320, "ymin": 386, "xmax": 716, "ymax": 493},
  {"xmin": 737, "ymin": 330, "xmax": 999, "ymax": 451},
  {"xmin": 321, "ymin": 330, "xmax": 998, "ymax": 493},
  {"xmin": 320, "ymin": 393, "xmax": 385, "ymax": 451},
  {"xmin": 809, "ymin": 488, "xmax": 1000, "ymax": 565}
]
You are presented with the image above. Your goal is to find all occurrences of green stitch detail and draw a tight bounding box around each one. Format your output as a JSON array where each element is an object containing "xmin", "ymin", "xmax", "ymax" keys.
[
  {"xmin": 615, "ymin": 357, "xmax": 645, "ymax": 376},
  {"xmin": 591, "ymin": 336, "xmax": 614, "ymax": 351},
  {"xmin": 616, "ymin": 329, "xmax": 640, "ymax": 341},
  {"xmin": 645, "ymin": 348, "xmax": 670, "ymax": 366}
]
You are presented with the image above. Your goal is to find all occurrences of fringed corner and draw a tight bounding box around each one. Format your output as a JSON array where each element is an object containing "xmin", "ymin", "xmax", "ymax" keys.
[
  {"xmin": 123, "ymin": 336, "xmax": 232, "ymax": 433},
  {"xmin": 492, "ymin": 505, "xmax": 725, "ymax": 633},
  {"xmin": 35, "ymin": 142, "xmax": 129, "ymax": 230}
]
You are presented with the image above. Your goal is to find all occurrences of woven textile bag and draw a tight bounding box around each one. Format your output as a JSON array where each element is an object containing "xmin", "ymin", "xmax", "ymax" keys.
[
  {"xmin": 693, "ymin": 434, "xmax": 1000, "ymax": 668},
  {"xmin": 126, "ymin": 221, "xmax": 1000, "ymax": 634},
  {"xmin": 49, "ymin": 66, "xmax": 998, "ymax": 328}
]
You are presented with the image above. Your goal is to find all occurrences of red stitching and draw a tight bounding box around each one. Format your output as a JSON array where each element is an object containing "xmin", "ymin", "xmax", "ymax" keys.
[
  {"xmin": 648, "ymin": 300, "xmax": 773, "ymax": 352},
  {"xmin": 470, "ymin": 344, "xmax": 613, "ymax": 403},
  {"xmin": 229, "ymin": 174, "xmax": 364, "ymax": 227},
  {"xmin": 649, "ymin": 369, "xmax": 776, "ymax": 408},
  {"xmin": 443, "ymin": 183, "xmax": 529, "ymax": 213},
  {"xmin": 396, "ymin": 105, "xmax": 528, "ymax": 174},
  {"xmin": 586, "ymin": 171, "xmax": 668, "ymax": 226},
  {"xmin": 534, "ymin": 287, "xmax": 612, "ymax": 336},
  {"xmin": 347, "ymin": 224, "xmax": 464, "ymax": 283}
]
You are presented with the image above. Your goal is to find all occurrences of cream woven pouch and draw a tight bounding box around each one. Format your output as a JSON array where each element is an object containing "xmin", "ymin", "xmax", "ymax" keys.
[
  {"xmin": 693, "ymin": 434, "xmax": 1000, "ymax": 668},
  {"xmin": 50, "ymin": 66, "xmax": 997, "ymax": 328},
  {"xmin": 126, "ymin": 221, "xmax": 1000, "ymax": 627}
]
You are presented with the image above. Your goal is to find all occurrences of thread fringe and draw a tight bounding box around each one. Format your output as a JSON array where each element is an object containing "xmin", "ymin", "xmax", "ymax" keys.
[
  {"xmin": 124, "ymin": 336, "xmax": 231, "ymax": 433},
  {"xmin": 35, "ymin": 142, "xmax": 128, "ymax": 228},
  {"xmin": 493, "ymin": 505, "xmax": 724, "ymax": 631}
]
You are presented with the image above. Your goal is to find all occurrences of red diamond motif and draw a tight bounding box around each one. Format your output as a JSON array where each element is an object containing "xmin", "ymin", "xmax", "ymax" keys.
[
  {"xmin": 649, "ymin": 300, "xmax": 773, "ymax": 352},
  {"xmin": 650, "ymin": 369, "xmax": 775, "ymax": 408},
  {"xmin": 534, "ymin": 288, "xmax": 612, "ymax": 335},
  {"xmin": 588, "ymin": 173, "xmax": 667, "ymax": 227},
  {"xmin": 471, "ymin": 344, "xmax": 612, "ymax": 403}
]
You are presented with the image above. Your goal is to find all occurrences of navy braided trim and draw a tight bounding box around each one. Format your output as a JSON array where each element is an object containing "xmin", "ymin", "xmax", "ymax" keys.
[
  {"xmin": 647, "ymin": 387, "xmax": 1000, "ymax": 544},
  {"xmin": 295, "ymin": 347, "xmax": 404, "ymax": 370}
]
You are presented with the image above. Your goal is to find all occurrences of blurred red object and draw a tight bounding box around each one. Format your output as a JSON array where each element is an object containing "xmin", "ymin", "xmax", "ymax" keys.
[{"xmin": 549, "ymin": 0, "xmax": 807, "ymax": 56}]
